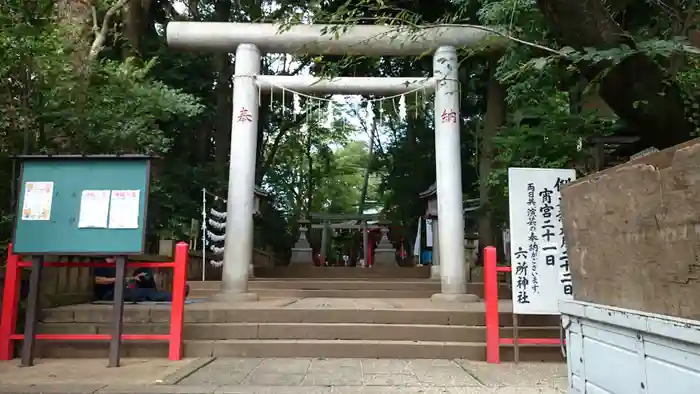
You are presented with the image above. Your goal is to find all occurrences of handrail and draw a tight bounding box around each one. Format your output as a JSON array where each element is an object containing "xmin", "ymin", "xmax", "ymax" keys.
[
  {"xmin": 484, "ymin": 245, "xmax": 563, "ymax": 363},
  {"xmin": 0, "ymin": 243, "xmax": 188, "ymax": 365}
]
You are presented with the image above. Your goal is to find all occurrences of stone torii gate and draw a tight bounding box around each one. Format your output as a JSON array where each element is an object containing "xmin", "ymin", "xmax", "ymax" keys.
[{"xmin": 167, "ymin": 22, "xmax": 498, "ymax": 302}]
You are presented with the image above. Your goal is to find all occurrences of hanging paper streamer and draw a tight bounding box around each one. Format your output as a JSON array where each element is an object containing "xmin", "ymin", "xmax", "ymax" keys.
[
  {"xmin": 365, "ymin": 101, "xmax": 374, "ymax": 129},
  {"xmin": 202, "ymin": 188, "xmax": 229, "ymax": 268},
  {"xmin": 379, "ymin": 100, "xmax": 384, "ymax": 126},
  {"xmin": 209, "ymin": 244, "xmax": 225, "ymax": 254},
  {"xmin": 415, "ymin": 90, "xmax": 420, "ymax": 118},
  {"xmin": 210, "ymin": 208, "xmax": 227, "ymax": 220},
  {"xmin": 206, "ymin": 230, "xmax": 226, "ymax": 242},
  {"xmin": 399, "ymin": 94, "xmax": 407, "ymax": 121},
  {"xmin": 293, "ymin": 93, "xmax": 301, "ymax": 114},
  {"xmin": 210, "ymin": 259, "xmax": 224, "ymax": 268},
  {"xmin": 207, "ymin": 218, "xmax": 226, "ymax": 230},
  {"xmin": 325, "ymin": 101, "xmax": 334, "ymax": 129},
  {"xmin": 280, "ymin": 87, "xmax": 285, "ymax": 116}
]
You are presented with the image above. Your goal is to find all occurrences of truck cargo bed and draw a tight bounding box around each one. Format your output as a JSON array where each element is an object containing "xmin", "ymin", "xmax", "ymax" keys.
[{"xmin": 560, "ymin": 300, "xmax": 700, "ymax": 394}]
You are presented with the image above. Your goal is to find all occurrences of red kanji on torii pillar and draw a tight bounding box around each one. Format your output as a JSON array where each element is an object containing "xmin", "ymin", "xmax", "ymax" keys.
[{"xmin": 441, "ymin": 109, "xmax": 457, "ymax": 123}]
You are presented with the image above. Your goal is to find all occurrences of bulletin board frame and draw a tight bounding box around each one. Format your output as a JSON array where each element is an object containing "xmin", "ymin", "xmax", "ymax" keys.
[{"xmin": 11, "ymin": 155, "xmax": 153, "ymax": 256}]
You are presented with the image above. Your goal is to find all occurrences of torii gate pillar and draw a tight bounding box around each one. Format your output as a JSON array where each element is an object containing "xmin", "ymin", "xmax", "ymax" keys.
[
  {"xmin": 220, "ymin": 43, "xmax": 260, "ymax": 300},
  {"xmin": 430, "ymin": 47, "xmax": 477, "ymax": 303}
]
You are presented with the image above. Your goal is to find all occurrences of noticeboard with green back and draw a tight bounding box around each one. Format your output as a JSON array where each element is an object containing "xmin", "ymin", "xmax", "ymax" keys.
[{"xmin": 12, "ymin": 155, "xmax": 152, "ymax": 255}]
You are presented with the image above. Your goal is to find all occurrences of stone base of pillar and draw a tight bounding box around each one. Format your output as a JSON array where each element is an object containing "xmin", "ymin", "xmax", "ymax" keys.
[
  {"xmin": 430, "ymin": 265, "xmax": 440, "ymax": 279},
  {"xmin": 290, "ymin": 248, "xmax": 313, "ymax": 265},
  {"xmin": 430, "ymin": 293, "xmax": 480, "ymax": 303},
  {"xmin": 213, "ymin": 291, "xmax": 259, "ymax": 302},
  {"xmin": 373, "ymin": 249, "xmax": 396, "ymax": 266}
]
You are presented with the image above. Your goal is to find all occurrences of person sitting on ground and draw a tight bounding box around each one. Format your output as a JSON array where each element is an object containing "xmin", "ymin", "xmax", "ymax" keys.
[{"xmin": 94, "ymin": 256, "xmax": 188, "ymax": 302}]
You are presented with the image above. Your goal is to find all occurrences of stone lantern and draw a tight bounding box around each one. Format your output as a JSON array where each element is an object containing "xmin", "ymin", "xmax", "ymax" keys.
[
  {"xmin": 290, "ymin": 219, "xmax": 313, "ymax": 265},
  {"xmin": 373, "ymin": 220, "xmax": 397, "ymax": 267}
]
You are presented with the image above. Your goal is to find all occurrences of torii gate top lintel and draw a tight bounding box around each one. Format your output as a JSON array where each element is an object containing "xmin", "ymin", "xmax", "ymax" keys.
[{"xmin": 166, "ymin": 22, "xmax": 499, "ymax": 56}]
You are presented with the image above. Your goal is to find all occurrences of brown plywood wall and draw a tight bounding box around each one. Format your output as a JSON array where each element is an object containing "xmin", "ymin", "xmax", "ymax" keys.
[{"xmin": 560, "ymin": 138, "xmax": 700, "ymax": 320}]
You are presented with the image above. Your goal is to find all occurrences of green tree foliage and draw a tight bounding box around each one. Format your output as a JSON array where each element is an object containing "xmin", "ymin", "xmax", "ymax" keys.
[
  {"xmin": 305, "ymin": 0, "xmax": 699, "ymax": 247},
  {"xmin": 1, "ymin": 0, "xmax": 698, "ymax": 261},
  {"xmin": 0, "ymin": 0, "xmax": 203, "ymax": 248}
]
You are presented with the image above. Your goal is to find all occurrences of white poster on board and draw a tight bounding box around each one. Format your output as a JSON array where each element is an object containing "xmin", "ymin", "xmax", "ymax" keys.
[
  {"xmin": 21, "ymin": 181, "xmax": 54, "ymax": 221},
  {"xmin": 507, "ymin": 167, "xmax": 576, "ymax": 315},
  {"xmin": 78, "ymin": 190, "xmax": 110, "ymax": 228},
  {"xmin": 108, "ymin": 190, "xmax": 141, "ymax": 229}
]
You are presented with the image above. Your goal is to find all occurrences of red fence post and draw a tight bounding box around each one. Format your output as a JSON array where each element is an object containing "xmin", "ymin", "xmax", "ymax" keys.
[
  {"xmin": 484, "ymin": 246, "xmax": 501, "ymax": 364},
  {"xmin": 168, "ymin": 242, "xmax": 188, "ymax": 360},
  {"xmin": 0, "ymin": 244, "xmax": 20, "ymax": 360}
]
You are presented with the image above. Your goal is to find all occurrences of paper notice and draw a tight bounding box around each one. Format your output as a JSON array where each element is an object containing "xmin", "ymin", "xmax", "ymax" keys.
[
  {"xmin": 108, "ymin": 190, "xmax": 141, "ymax": 229},
  {"xmin": 21, "ymin": 181, "xmax": 54, "ymax": 221},
  {"xmin": 78, "ymin": 190, "xmax": 110, "ymax": 228}
]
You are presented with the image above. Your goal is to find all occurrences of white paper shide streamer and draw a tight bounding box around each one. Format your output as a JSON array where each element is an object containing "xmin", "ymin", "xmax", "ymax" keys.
[
  {"xmin": 365, "ymin": 101, "xmax": 374, "ymax": 129},
  {"xmin": 293, "ymin": 93, "xmax": 301, "ymax": 114},
  {"xmin": 202, "ymin": 189, "xmax": 227, "ymax": 268},
  {"xmin": 399, "ymin": 94, "xmax": 407, "ymax": 121},
  {"xmin": 209, "ymin": 209, "xmax": 227, "ymax": 220},
  {"xmin": 325, "ymin": 101, "xmax": 334, "ymax": 129}
]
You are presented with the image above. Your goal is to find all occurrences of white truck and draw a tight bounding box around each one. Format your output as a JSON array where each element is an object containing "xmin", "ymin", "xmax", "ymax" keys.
[
  {"xmin": 557, "ymin": 139, "xmax": 700, "ymax": 394},
  {"xmin": 560, "ymin": 299, "xmax": 700, "ymax": 394}
]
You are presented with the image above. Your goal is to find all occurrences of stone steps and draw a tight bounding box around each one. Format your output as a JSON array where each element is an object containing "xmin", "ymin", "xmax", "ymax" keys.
[
  {"xmin": 33, "ymin": 339, "xmax": 563, "ymax": 361},
  {"xmin": 42, "ymin": 306, "xmax": 555, "ymax": 326},
  {"xmin": 39, "ymin": 322, "xmax": 559, "ymax": 342},
  {"xmin": 190, "ymin": 288, "xmax": 440, "ymax": 298},
  {"xmin": 188, "ymin": 281, "xmax": 510, "ymax": 299},
  {"xmin": 254, "ymin": 266, "xmax": 432, "ymax": 279},
  {"xmin": 31, "ymin": 304, "xmax": 561, "ymax": 360},
  {"xmin": 247, "ymin": 280, "xmax": 442, "ymax": 291}
]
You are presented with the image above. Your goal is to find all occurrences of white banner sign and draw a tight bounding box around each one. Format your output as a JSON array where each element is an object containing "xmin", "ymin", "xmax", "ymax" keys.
[{"xmin": 507, "ymin": 167, "xmax": 576, "ymax": 315}]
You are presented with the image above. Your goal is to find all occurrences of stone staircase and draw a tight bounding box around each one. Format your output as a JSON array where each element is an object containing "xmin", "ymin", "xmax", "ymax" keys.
[
  {"xmin": 189, "ymin": 279, "xmax": 509, "ymax": 299},
  {"xmin": 30, "ymin": 277, "xmax": 562, "ymax": 361}
]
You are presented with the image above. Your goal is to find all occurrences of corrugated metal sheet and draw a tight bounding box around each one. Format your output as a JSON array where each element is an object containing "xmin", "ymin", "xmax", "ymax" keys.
[{"xmin": 561, "ymin": 300, "xmax": 700, "ymax": 394}]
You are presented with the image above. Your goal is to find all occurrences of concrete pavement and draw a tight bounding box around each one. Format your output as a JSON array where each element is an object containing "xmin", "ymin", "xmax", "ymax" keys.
[{"xmin": 0, "ymin": 357, "xmax": 568, "ymax": 393}]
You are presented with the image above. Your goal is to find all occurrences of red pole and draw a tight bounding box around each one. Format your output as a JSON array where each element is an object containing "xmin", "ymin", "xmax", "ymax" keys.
[
  {"xmin": 168, "ymin": 242, "xmax": 188, "ymax": 360},
  {"xmin": 0, "ymin": 244, "xmax": 20, "ymax": 360},
  {"xmin": 484, "ymin": 246, "xmax": 500, "ymax": 364}
]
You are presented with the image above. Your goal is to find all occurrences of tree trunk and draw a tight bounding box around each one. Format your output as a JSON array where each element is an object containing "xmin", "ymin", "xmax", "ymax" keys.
[
  {"xmin": 536, "ymin": 0, "xmax": 698, "ymax": 150},
  {"xmin": 254, "ymin": 96, "xmax": 269, "ymax": 184},
  {"xmin": 56, "ymin": 0, "xmax": 92, "ymax": 64},
  {"xmin": 478, "ymin": 60, "xmax": 506, "ymax": 252},
  {"xmin": 123, "ymin": 0, "xmax": 152, "ymax": 57},
  {"xmin": 213, "ymin": 0, "xmax": 233, "ymax": 173}
]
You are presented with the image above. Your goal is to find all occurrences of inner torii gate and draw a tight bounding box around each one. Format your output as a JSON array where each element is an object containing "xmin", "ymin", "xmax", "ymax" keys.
[{"xmin": 167, "ymin": 22, "xmax": 498, "ymax": 302}]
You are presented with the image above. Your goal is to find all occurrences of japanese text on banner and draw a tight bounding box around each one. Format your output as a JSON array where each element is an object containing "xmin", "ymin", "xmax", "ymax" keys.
[{"xmin": 507, "ymin": 168, "xmax": 576, "ymax": 315}]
